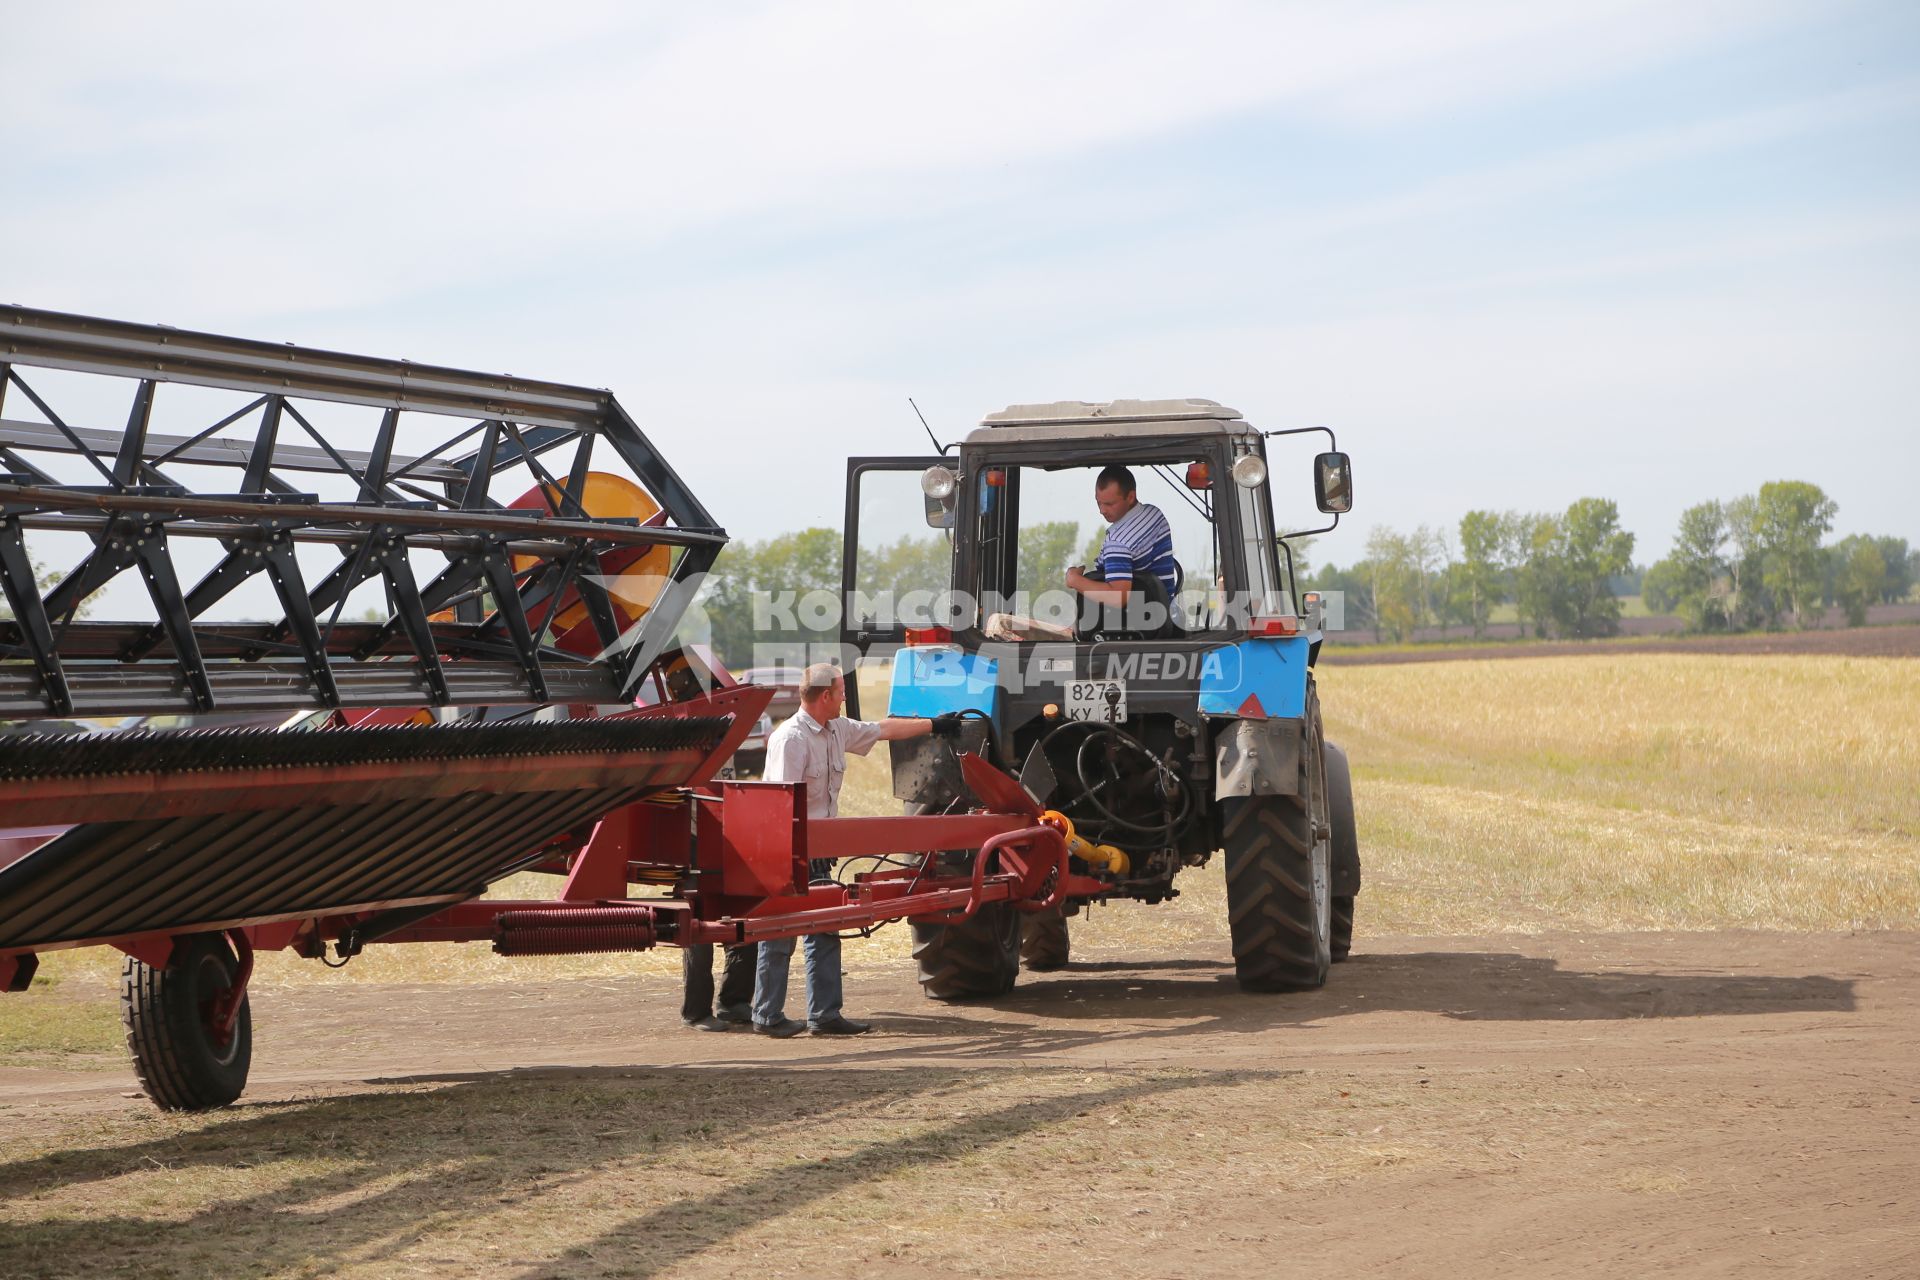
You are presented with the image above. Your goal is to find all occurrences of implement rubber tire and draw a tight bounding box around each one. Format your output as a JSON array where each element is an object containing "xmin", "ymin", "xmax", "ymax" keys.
[
  {"xmin": 1020, "ymin": 907, "xmax": 1071, "ymax": 971},
  {"xmin": 121, "ymin": 933, "xmax": 252, "ymax": 1111},
  {"xmin": 1221, "ymin": 693, "xmax": 1332, "ymax": 993},
  {"xmin": 1324, "ymin": 740, "xmax": 1360, "ymax": 963},
  {"xmin": 912, "ymin": 903, "xmax": 1020, "ymax": 1001}
]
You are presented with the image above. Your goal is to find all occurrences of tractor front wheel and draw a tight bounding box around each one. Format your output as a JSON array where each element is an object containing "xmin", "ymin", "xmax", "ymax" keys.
[
  {"xmin": 1020, "ymin": 906, "xmax": 1071, "ymax": 971},
  {"xmin": 121, "ymin": 932, "xmax": 252, "ymax": 1111},
  {"xmin": 912, "ymin": 902, "xmax": 1021, "ymax": 1000}
]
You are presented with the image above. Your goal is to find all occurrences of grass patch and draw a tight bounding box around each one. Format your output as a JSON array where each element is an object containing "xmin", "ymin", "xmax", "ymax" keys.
[{"xmin": 0, "ymin": 975, "xmax": 124, "ymax": 1068}]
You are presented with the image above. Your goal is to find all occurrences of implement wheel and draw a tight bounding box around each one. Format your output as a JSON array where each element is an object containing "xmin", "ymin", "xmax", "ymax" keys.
[
  {"xmin": 1324, "ymin": 740, "xmax": 1360, "ymax": 963},
  {"xmin": 121, "ymin": 933, "xmax": 252, "ymax": 1111},
  {"xmin": 912, "ymin": 903, "xmax": 1020, "ymax": 1000},
  {"xmin": 1020, "ymin": 906, "xmax": 1071, "ymax": 971},
  {"xmin": 1221, "ymin": 688, "xmax": 1332, "ymax": 992}
]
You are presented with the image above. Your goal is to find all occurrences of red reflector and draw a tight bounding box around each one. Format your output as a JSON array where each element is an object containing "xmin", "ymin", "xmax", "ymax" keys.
[
  {"xmin": 983, "ymin": 468, "xmax": 1007, "ymax": 488},
  {"xmin": 1185, "ymin": 461, "xmax": 1212, "ymax": 489},
  {"xmin": 904, "ymin": 626, "xmax": 953, "ymax": 646},
  {"xmin": 1250, "ymin": 615, "xmax": 1300, "ymax": 637}
]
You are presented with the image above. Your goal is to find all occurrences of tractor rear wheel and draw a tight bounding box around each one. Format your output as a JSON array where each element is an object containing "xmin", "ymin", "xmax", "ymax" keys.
[
  {"xmin": 1221, "ymin": 692, "xmax": 1332, "ymax": 992},
  {"xmin": 121, "ymin": 933, "xmax": 252, "ymax": 1111},
  {"xmin": 1324, "ymin": 740, "xmax": 1360, "ymax": 963},
  {"xmin": 1331, "ymin": 896, "xmax": 1356, "ymax": 962},
  {"xmin": 912, "ymin": 903, "xmax": 1020, "ymax": 1000},
  {"xmin": 1020, "ymin": 906, "xmax": 1071, "ymax": 971}
]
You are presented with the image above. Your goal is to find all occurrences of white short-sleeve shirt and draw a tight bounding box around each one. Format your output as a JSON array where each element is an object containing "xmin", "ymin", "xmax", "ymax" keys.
[{"xmin": 764, "ymin": 707, "xmax": 885, "ymax": 820}]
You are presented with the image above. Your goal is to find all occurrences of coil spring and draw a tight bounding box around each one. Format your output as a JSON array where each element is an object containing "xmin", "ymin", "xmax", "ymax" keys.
[{"xmin": 493, "ymin": 906, "xmax": 657, "ymax": 956}]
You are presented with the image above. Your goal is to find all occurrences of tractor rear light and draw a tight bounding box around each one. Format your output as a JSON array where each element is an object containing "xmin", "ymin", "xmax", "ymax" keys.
[
  {"xmin": 1250, "ymin": 614, "xmax": 1299, "ymax": 637},
  {"xmin": 1185, "ymin": 461, "xmax": 1211, "ymax": 489},
  {"xmin": 983, "ymin": 468, "xmax": 1007, "ymax": 488},
  {"xmin": 904, "ymin": 626, "xmax": 953, "ymax": 646}
]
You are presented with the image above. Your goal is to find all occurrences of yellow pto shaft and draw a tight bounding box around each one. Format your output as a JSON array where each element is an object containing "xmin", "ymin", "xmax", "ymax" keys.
[{"xmin": 1040, "ymin": 810, "xmax": 1130, "ymax": 876}]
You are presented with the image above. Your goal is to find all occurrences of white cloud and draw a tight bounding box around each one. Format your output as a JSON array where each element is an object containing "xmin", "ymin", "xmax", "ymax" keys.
[{"xmin": 2, "ymin": 1, "xmax": 1810, "ymax": 319}]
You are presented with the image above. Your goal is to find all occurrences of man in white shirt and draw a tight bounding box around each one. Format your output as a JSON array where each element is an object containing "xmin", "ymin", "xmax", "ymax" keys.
[{"xmin": 752, "ymin": 662, "xmax": 957, "ymax": 1037}]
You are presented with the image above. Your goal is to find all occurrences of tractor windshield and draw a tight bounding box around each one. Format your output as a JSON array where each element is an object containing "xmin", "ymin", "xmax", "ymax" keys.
[{"xmin": 1008, "ymin": 462, "xmax": 1224, "ymax": 630}]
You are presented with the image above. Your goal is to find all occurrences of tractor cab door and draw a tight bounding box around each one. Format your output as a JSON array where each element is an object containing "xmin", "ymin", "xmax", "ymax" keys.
[{"xmin": 840, "ymin": 456, "xmax": 953, "ymax": 718}]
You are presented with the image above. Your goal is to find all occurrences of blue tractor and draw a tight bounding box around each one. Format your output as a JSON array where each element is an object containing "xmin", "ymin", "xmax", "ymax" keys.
[{"xmin": 839, "ymin": 399, "xmax": 1359, "ymax": 997}]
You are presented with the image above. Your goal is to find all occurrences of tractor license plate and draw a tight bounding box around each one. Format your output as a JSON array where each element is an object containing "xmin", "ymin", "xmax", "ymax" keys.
[{"xmin": 1065, "ymin": 679, "xmax": 1127, "ymax": 723}]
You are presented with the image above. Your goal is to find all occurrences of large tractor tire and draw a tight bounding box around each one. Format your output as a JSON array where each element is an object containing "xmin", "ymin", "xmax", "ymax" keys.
[
  {"xmin": 912, "ymin": 903, "xmax": 1021, "ymax": 1000},
  {"xmin": 121, "ymin": 933, "xmax": 252, "ymax": 1111},
  {"xmin": 1324, "ymin": 740, "xmax": 1360, "ymax": 963},
  {"xmin": 1221, "ymin": 690, "xmax": 1332, "ymax": 992},
  {"xmin": 1020, "ymin": 906, "xmax": 1071, "ymax": 971}
]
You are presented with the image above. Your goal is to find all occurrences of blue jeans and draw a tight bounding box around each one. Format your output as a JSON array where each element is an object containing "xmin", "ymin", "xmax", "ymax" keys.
[{"xmin": 753, "ymin": 932, "xmax": 843, "ymax": 1027}]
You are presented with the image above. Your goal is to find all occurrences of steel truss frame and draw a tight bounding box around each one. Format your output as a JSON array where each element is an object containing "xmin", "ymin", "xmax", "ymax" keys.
[{"xmin": 0, "ymin": 305, "xmax": 724, "ymax": 718}]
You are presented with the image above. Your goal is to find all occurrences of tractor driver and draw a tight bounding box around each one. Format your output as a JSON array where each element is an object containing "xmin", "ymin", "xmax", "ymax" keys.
[
  {"xmin": 752, "ymin": 662, "xmax": 961, "ymax": 1037},
  {"xmin": 1065, "ymin": 464, "xmax": 1179, "ymax": 619}
]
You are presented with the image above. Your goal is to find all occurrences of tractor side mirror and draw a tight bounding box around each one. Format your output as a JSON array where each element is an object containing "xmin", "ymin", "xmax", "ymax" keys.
[{"xmin": 1313, "ymin": 452, "xmax": 1352, "ymax": 513}]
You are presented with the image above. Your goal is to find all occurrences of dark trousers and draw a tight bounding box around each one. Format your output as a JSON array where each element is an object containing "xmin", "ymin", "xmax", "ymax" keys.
[{"xmin": 680, "ymin": 942, "xmax": 756, "ymax": 1022}]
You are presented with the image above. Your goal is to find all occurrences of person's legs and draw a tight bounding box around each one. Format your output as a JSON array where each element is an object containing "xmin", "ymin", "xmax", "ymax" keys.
[
  {"xmin": 680, "ymin": 942, "xmax": 716, "ymax": 1023},
  {"xmin": 802, "ymin": 931, "xmax": 843, "ymax": 1026},
  {"xmin": 753, "ymin": 936, "xmax": 795, "ymax": 1027},
  {"xmin": 717, "ymin": 943, "xmax": 756, "ymax": 1022}
]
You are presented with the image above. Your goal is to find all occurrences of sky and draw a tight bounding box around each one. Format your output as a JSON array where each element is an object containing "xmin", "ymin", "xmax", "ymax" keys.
[{"xmin": 4, "ymin": 0, "xmax": 1917, "ymax": 576}]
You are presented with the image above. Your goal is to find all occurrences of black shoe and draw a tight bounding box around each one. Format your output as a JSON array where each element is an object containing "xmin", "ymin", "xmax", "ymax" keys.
[
  {"xmin": 715, "ymin": 1005, "xmax": 752, "ymax": 1025},
  {"xmin": 809, "ymin": 1016, "xmax": 872, "ymax": 1036},
  {"xmin": 685, "ymin": 1015, "xmax": 731, "ymax": 1032},
  {"xmin": 753, "ymin": 1017, "xmax": 807, "ymax": 1039}
]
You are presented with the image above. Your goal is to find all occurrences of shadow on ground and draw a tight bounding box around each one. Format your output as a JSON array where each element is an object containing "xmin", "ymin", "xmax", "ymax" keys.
[
  {"xmin": 0, "ymin": 1063, "xmax": 1227, "ymax": 1279},
  {"xmin": 769, "ymin": 950, "xmax": 1858, "ymax": 1067}
]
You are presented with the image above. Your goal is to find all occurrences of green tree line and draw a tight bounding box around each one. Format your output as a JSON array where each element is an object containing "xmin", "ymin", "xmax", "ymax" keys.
[
  {"xmin": 1640, "ymin": 484, "xmax": 1915, "ymax": 630},
  {"xmin": 1310, "ymin": 482, "xmax": 1916, "ymax": 643},
  {"xmin": 1310, "ymin": 498, "xmax": 1637, "ymax": 642}
]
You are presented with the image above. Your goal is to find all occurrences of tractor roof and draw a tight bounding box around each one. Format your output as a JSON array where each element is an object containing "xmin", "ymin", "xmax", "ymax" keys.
[{"xmin": 966, "ymin": 398, "xmax": 1248, "ymax": 445}]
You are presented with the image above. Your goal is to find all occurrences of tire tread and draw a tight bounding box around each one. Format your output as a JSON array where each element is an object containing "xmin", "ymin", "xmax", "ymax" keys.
[{"xmin": 120, "ymin": 935, "xmax": 251, "ymax": 1111}]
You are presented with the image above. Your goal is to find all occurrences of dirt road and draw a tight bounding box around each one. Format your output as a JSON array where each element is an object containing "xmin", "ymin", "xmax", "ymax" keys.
[{"xmin": 4, "ymin": 931, "xmax": 1917, "ymax": 1278}]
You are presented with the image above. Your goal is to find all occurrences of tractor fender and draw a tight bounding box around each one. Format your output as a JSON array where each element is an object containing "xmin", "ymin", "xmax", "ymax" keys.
[
  {"xmin": 1195, "ymin": 635, "xmax": 1311, "ymax": 720},
  {"xmin": 1213, "ymin": 716, "xmax": 1303, "ymax": 800}
]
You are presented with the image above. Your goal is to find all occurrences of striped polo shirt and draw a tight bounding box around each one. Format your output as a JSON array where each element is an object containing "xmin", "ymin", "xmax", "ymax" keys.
[{"xmin": 1098, "ymin": 501, "xmax": 1178, "ymax": 594}]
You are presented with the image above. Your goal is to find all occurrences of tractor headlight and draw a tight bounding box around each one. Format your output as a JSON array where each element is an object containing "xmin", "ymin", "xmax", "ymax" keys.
[
  {"xmin": 921, "ymin": 465, "xmax": 957, "ymax": 499},
  {"xmin": 1230, "ymin": 454, "xmax": 1267, "ymax": 489}
]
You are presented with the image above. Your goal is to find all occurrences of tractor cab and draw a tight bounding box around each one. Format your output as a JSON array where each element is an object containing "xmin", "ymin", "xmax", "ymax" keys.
[{"xmin": 839, "ymin": 398, "xmax": 1350, "ymax": 692}]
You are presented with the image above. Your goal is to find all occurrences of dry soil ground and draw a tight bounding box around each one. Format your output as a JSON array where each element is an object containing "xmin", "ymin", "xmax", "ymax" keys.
[{"xmin": 3, "ymin": 929, "xmax": 1917, "ymax": 1279}]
